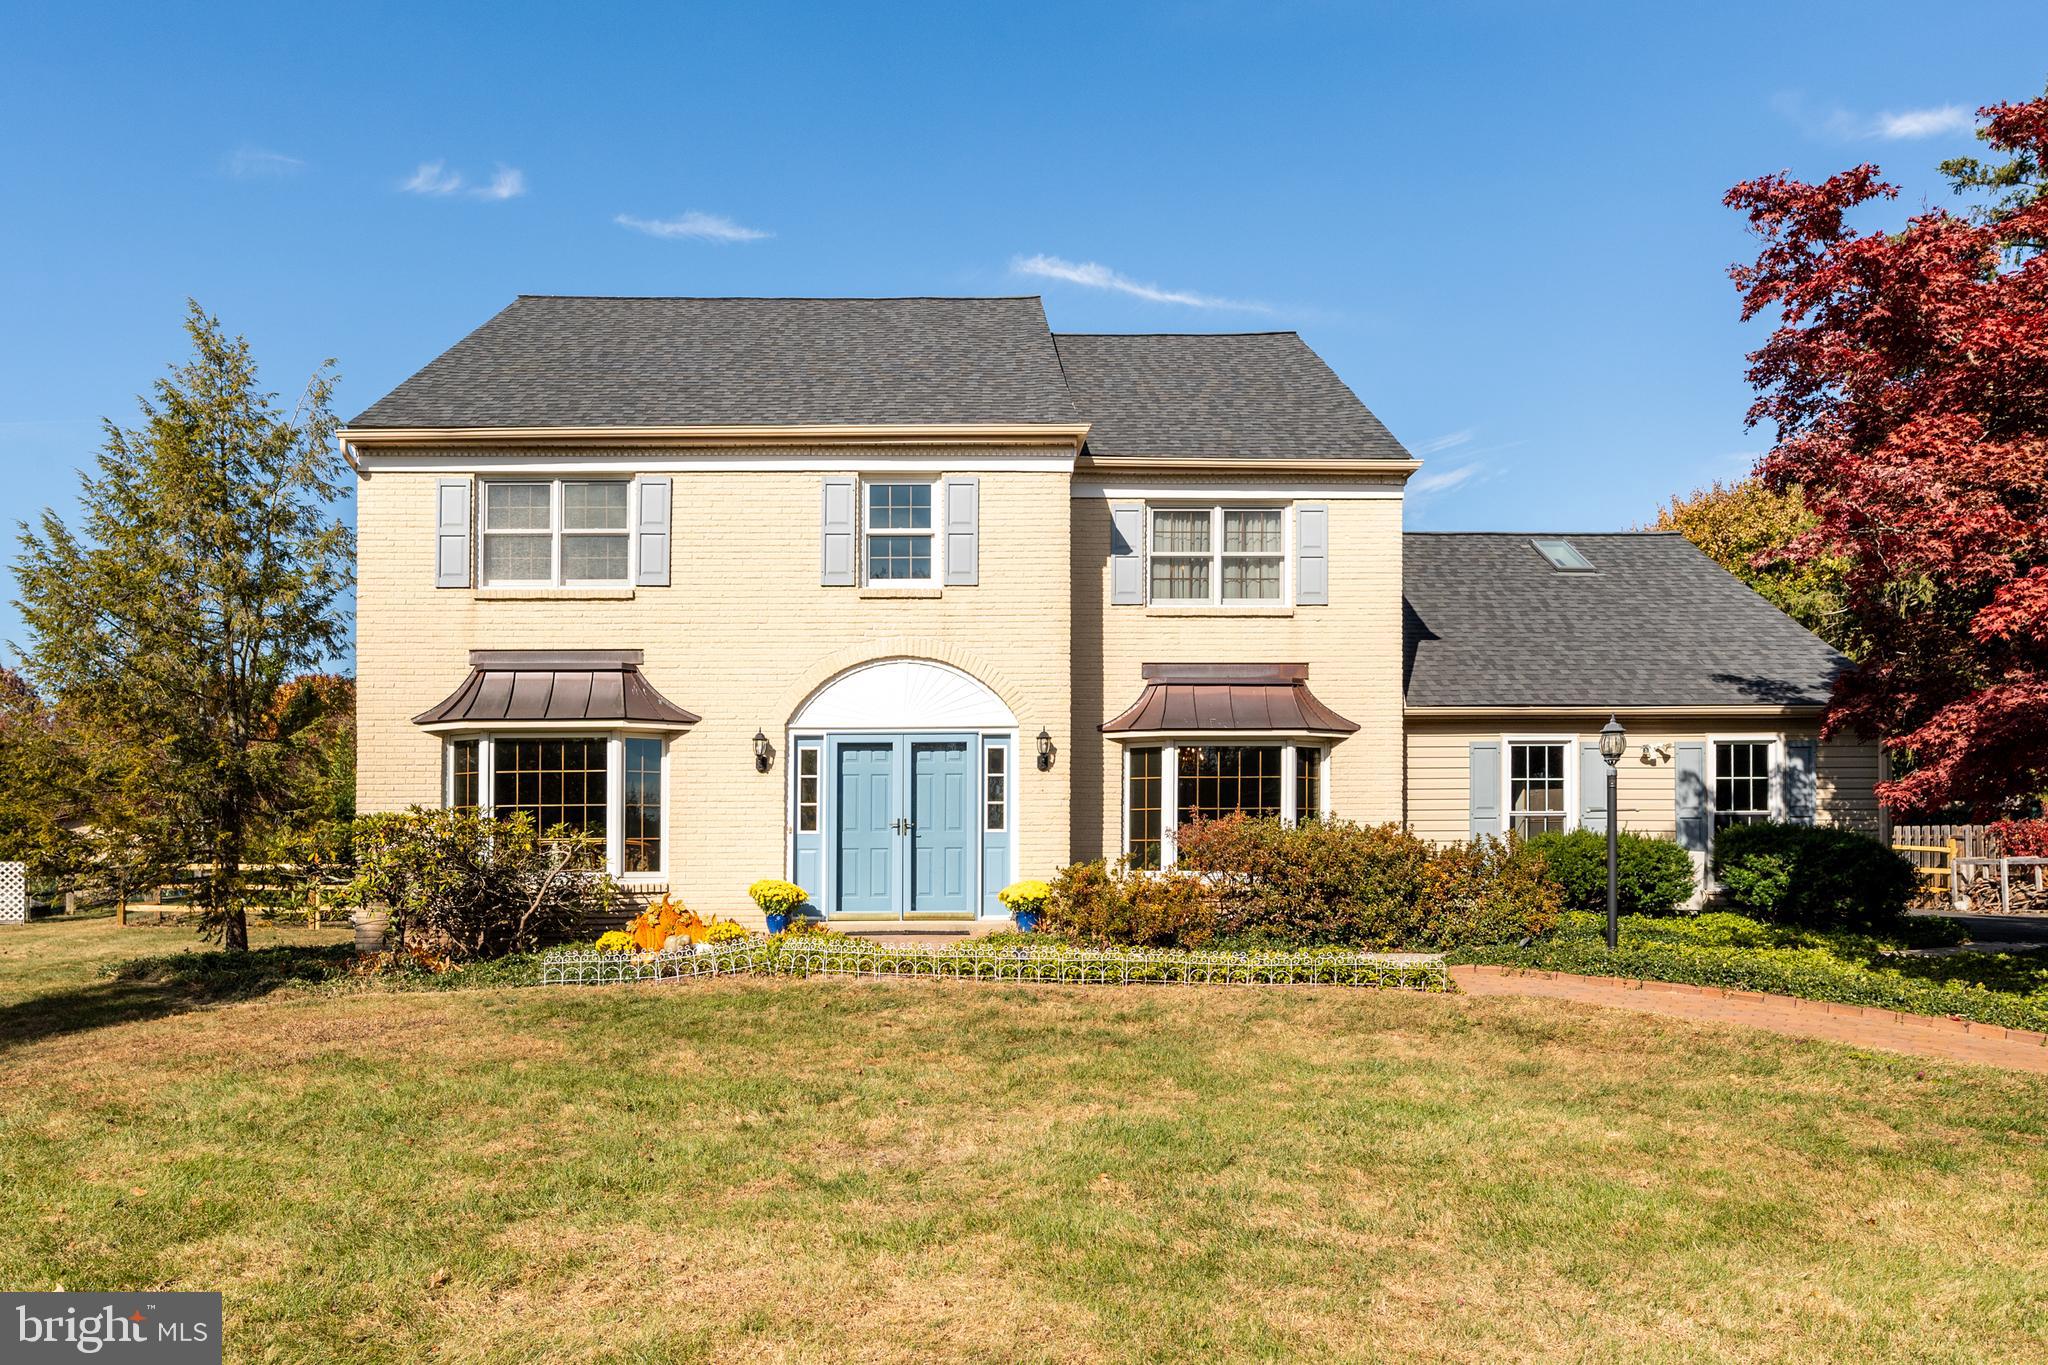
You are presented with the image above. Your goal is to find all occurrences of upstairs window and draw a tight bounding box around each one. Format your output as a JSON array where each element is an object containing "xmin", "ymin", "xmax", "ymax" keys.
[
  {"xmin": 1150, "ymin": 506, "xmax": 1285, "ymax": 605},
  {"xmin": 865, "ymin": 481, "xmax": 935, "ymax": 583},
  {"xmin": 480, "ymin": 480, "xmax": 631, "ymax": 586}
]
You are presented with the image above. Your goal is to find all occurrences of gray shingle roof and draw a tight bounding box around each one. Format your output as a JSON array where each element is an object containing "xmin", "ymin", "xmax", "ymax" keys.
[
  {"xmin": 1052, "ymin": 332, "xmax": 1412, "ymax": 461},
  {"xmin": 350, "ymin": 296, "xmax": 1083, "ymax": 428},
  {"xmin": 1402, "ymin": 533, "xmax": 1846, "ymax": 709}
]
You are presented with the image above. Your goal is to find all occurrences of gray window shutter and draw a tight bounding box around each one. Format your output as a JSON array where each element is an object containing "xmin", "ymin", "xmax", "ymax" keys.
[
  {"xmin": 634, "ymin": 476, "xmax": 671, "ymax": 587},
  {"xmin": 1674, "ymin": 741, "xmax": 1709, "ymax": 852},
  {"xmin": 1784, "ymin": 738, "xmax": 1818, "ymax": 824},
  {"xmin": 820, "ymin": 477, "xmax": 856, "ymax": 586},
  {"xmin": 943, "ymin": 477, "xmax": 979, "ymax": 586},
  {"xmin": 1468, "ymin": 741, "xmax": 1501, "ymax": 837},
  {"xmin": 1297, "ymin": 503, "xmax": 1329, "ymax": 605},
  {"xmin": 1580, "ymin": 742, "xmax": 1609, "ymax": 834},
  {"xmin": 1110, "ymin": 503, "xmax": 1144, "ymax": 605},
  {"xmin": 435, "ymin": 478, "xmax": 471, "ymax": 588}
]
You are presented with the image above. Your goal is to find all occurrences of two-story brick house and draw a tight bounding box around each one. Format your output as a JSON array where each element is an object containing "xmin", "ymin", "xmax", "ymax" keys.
[{"xmin": 345, "ymin": 295, "xmax": 1878, "ymax": 924}]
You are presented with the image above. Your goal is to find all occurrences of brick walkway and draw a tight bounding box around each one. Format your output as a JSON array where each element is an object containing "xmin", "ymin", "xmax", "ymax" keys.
[{"xmin": 1450, "ymin": 965, "xmax": 2048, "ymax": 1074}]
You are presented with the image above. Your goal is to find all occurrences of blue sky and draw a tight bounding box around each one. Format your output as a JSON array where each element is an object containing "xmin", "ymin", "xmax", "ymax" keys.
[{"xmin": 4, "ymin": 1, "xmax": 2043, "ymax": 668}]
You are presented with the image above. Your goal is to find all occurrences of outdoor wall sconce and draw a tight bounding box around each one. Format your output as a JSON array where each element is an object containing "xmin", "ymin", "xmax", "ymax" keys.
[
  {"xmin": 1036, "ymin": 727, "xmax": 1056, "ymax": 771},
  {"xmin": 753, "ymin": 728, "xmax": 773, "ymax": 773}
]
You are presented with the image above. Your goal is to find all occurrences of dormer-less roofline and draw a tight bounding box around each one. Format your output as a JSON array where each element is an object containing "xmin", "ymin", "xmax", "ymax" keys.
[{"xmin": 339, "ymin": 421, "xmax": 1094, "ymax": 453}]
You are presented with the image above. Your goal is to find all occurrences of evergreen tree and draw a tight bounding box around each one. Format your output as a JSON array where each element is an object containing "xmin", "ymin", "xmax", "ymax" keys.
[{"xmin": 12, "ymin": 302, "xmax": 353, "ymax": 948}]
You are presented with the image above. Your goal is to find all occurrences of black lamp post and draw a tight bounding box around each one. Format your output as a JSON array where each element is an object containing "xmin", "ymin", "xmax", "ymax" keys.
[{"xmin": 1599, "ymin": 714, "xmax": 1627, "ymax": 949}]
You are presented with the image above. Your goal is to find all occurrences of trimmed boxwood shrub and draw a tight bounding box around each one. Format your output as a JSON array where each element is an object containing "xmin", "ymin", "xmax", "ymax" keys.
[
  {"xmin": 1710, "ymin": 821, "xmax": 1916, "ymax": 930},
  {"xmin": 1527, "ymin": 829, "xmax": 1696, "ymax": 916}
]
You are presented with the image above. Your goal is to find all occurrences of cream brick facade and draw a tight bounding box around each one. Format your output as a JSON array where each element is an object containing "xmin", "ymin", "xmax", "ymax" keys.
[
  {"xmin": 356, "ymin": 450, "xmax": 1075, "ymax": 924},
  {"xmin": 358, "ymin": 447, "xmax": 1883, "ymax": 924},
  {"xmin": 1070, "ymin": 479, "xmax": 1409, "ymax": 861}
]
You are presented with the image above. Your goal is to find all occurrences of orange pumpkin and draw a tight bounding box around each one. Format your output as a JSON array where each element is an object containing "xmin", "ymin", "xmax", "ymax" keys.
[{"xmin": 627, "ymin": 896, "xmax": 707, "ymax": 951}]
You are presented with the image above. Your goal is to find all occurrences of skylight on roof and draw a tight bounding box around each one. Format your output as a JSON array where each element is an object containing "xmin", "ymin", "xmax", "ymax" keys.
[{"xmin": 1531, "ymin": 538, "xmax": 1595, "ymax": 573}]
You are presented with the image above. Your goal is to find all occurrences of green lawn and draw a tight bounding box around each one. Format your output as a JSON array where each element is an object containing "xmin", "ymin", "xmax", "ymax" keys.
[{"xmin": 3, "ymin": 917, "xmax": 2046, "ymax": 1362}]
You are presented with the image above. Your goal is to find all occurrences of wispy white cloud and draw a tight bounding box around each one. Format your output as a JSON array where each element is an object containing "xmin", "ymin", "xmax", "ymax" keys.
[
  {"xmin": 614, "ymin": 210, "xmax": 772, "ymax": 243},
  {"xmin": 1010, "ymin": 254, "xmax": 1271, "ymax": 313},
  {"xmin": 1773, "ymin": 93, "xmax": 1976, "ymax": 142},
  {"xmin": 402, "ymin": 160, "xmax": 464, "ymax": 195},
  {"xmin": 1875, "ymin": 105, "xmax": 1973, "ymax": 139},
  {"xmin": 473, "ymin": 166, "xmax": 527, "ymax": 200},
  {"xmin": 1417, "ymin": 429, "xmax": 1474, "ymax": 455},
  {"xmin": 401, "ymin": 160, "xmax": 527, "ymax": 200},
  {"xmin": 1411, "ymin": 463, "xmax": 1481, "ymax": 496},
  {"xmin": 224, "ymin": 147, "xmax": 305, "ymax": 179}
]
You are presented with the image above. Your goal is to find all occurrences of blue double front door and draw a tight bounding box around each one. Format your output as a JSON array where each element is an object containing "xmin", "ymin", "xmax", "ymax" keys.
[{"xmin": 831, "ymin": 734, "xmax": 976, "ymax": 916}]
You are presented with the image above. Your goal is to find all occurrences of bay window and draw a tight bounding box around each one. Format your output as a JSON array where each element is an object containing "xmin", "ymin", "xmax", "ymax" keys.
[
  {"xmin": 479, "ymin": 480, "xmax": 631, "ymax": 587},
  {"xmin": 439, "ymin": 733, "xmax": 666, "ymax": 877},
  {"xmin": 1124, "ymin": 742, "xmax": 1329, "ymax": 867}
]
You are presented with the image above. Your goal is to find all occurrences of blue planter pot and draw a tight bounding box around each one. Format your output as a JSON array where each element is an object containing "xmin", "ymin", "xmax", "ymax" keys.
[
  {"xmin": 765, "ymin": 911, "xmax": 790, "ymax": 935},
  {"xmin": 1013, "ymin": 909, "xmax": 1043, "ymax": 933}
]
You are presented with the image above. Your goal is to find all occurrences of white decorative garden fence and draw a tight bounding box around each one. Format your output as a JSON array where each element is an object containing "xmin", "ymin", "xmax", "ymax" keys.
[
  {"xmin": 539, "ymin": 937, "xmax": 1451, "ymax": 992},
  {"xmin": 0, "ymin": 863, "xmax": 25, "ymax": 925}
]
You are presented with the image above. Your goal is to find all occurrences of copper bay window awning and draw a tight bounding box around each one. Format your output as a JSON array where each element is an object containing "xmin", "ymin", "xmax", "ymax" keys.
[
  {"xmin": 411, "ymin": 650, "xmax": 701, "ymax": 730},
  {"xmin": 1099, "ymin": 664, "xmax": 1359, "ymax": 737}
]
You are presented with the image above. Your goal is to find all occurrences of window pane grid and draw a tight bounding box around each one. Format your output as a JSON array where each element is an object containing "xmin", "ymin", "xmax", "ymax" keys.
[
  {"xmin": 864, "ymin": 482, "xmax": 935, "ymax": 582},
  {"xmin": 1177, "ymin": 745, "xmax": 1284, "ymax": 825},
  {"xmin": 1509, "ymin": 742, "xmax": 1567, "ymax": 837},
  {"xmin": 1715, "ymin": 741, "xmax": 1772, "ymax": 830},
  {"xmin": 1128, "ymin": 748, "xmax": 1163, "ymax": 869},
  {"xmin": 492, "ymin": 738, "xmax": 609, "ymax": 844},
  {"xmin": 448, "ymin": 740, "xmax": 479, "ymax": 810},
  {"xmin": 1295, "ymin": 746, "xmax": 1321, "ymax": 824},
  {"xmin": 480, "ymin": 480, "xmax": 630, "ymax": 586},
  {"xmin": 1149, "ymin": 506, "xmax": 1283, "ymax": 604},
  {"xmin": 622, "ymin": 737, "xmax": 662, "ymax": 874},
  {"xmin": 985, "ymin": 746, "xmax": 1007, "ymax": 832},
  {"xmin": 797, "ymin": 747, "xmax": 820, "ymax": 833}
]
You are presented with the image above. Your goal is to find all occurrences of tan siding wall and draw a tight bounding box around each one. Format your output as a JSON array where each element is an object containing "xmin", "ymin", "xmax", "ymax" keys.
[
  {"xmin": 1404, "ymin": 715, "xmax": 1883, "ymax": 844},
  {"xmin": 356, "ymin": 455, "xmax": 1074, "ymax": 925},
  {"xmin": 1070, "ymin": 489, "xmax": 1407, "ymax": 861}
]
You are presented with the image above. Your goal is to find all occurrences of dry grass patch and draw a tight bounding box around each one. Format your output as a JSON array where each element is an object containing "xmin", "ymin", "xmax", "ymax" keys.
[{"xmin": 0, "ymin": 918, "xmax": 2044, "ymax": 1360}]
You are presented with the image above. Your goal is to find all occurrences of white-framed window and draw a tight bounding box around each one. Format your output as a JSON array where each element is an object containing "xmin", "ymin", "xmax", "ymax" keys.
[
  {"xmin": 1506, "ymin": 739, "xmax": 1570, "ymax": 837},
  {"xmin": 1712, "ymin": 738, "xmax": 1778, "ymax": 831},
  {"xmin": 440, "ymin": 732, "xmax": 667, "ymax": 878},
  {"xmin": 796, "ymin": 746, "xmax": 821, "ymax": 833},
  {"xmin": 479, "ymin": 479, "xmax": 632, "ymax": 587},
  {"xmin": 984, "ymin": 743, "xmax": 1007, "ymax": 832},
  {"xmin": 864, "ymin": 480, "xmax": 937, "ymax": 584},
  {"xmin": 1148, "ymin": 506, "xmax": 1287, "ymax": 605},
  {"xmin": 1123, "ymin": 742, "xmax": 1329, "ymax": 868}
]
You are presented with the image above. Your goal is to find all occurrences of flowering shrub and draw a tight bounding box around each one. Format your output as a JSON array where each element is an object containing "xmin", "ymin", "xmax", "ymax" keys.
[
  {"xmin": 705, "ymin": 920, "xmax": 750, "ymax": 944},
  {"xmin": 997, "ymin": 880, "xmax": 1052, "ymax": 914},
  {"xmin": 594, "ymin": 930, "xmax": 634, "ymax": 954},
  {"xmin": 748, "ymin": 879, "xmax": 809, "ymax": 918}
]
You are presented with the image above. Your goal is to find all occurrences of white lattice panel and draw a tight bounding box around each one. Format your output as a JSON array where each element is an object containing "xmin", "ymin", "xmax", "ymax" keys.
[{"xmin": 0, "ymin": 863, "xmax": 24, "ymax": 924}]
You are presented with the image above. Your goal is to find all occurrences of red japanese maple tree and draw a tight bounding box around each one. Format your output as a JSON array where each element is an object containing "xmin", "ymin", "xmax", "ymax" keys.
[{"xmin": 1727, "ymin": 94, "xmax": 2048, "ymax": 815}]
